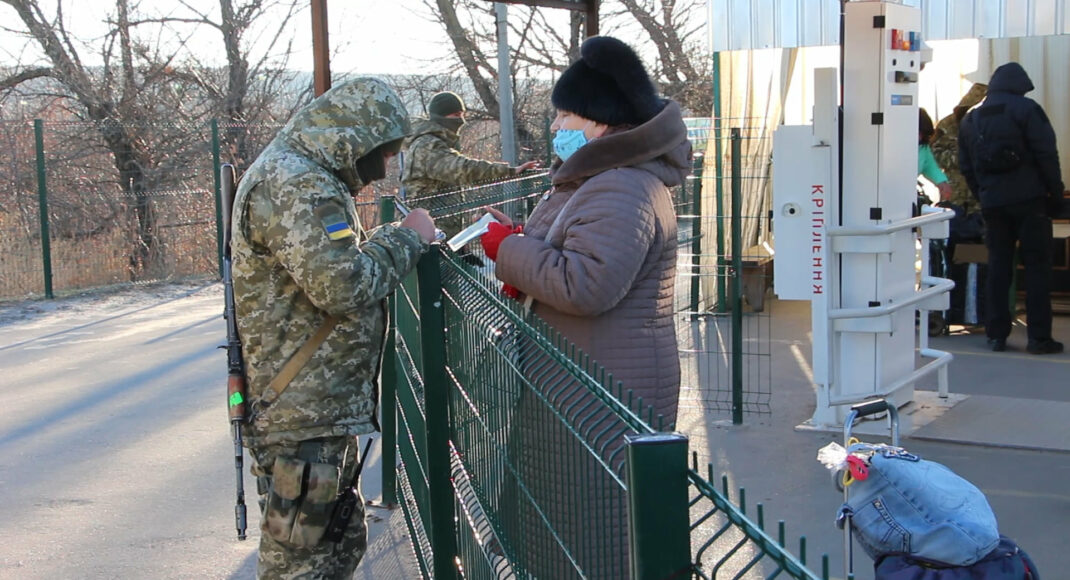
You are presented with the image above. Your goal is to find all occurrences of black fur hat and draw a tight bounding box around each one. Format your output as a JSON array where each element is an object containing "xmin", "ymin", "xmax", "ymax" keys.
[{"xmin": 551, "ymin": 36, "xmax": 663, "ymax": 126}]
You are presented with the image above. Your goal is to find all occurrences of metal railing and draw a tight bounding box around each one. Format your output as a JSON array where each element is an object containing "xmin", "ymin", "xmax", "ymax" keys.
[
  {"xmin": 675, "ymin": 124, "xmax": 775, "ymax": 422},
  {"xmin": 379, "ymin": 176, "xmax": 826, "ymax": 577}
]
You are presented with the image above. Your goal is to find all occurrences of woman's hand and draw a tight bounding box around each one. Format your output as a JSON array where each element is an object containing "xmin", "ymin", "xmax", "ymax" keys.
[
  {"xmin": 480, "ymin": 222, "xmax": 514, "ymax": 261},
  {"xmin": 481, "ymin": 206, "xmax": 513, "ymax": 229}
]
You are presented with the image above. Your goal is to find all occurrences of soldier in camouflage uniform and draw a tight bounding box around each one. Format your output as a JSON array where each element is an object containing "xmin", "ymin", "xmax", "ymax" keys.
[
  {"xmin": 230, "ymin": 78, "xmax": 436, "ymax": 579},
  {"xmin": 401, "ymin": 91, "xmax": 537, "ymax": 236},
  {"xmin": 931, "ymin": 83, "xmax": 988, "ymax": 215}
]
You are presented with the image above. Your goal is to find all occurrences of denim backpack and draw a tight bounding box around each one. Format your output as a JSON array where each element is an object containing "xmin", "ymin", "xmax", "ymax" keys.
[{"xmin": 838, "ymin": 446, "xmax": 1000, "ymax": 567}]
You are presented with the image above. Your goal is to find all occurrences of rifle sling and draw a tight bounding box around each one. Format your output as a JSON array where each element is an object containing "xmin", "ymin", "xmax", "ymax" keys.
[{"xmin": 257, "ymin": 315, "xmax": 338, "ymax": 411}]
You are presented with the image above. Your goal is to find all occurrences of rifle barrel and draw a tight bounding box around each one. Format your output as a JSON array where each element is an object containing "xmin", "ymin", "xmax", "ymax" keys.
[
  {"xmin": 233, "ymin": 422, "xmax": 247, "ymax": 540},
  {"xmin": 221, "ymin": 163, "xmax": 248, "ymax": 541}
]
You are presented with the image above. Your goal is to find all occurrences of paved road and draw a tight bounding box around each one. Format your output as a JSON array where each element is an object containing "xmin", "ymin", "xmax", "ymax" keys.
[
  {"xmin": 0, "ymin": 282, "xmax": 260, "ymax": 578},
  {"xmin": 0, "ymin": 281, "xmax": 414, "ymax": 579}
]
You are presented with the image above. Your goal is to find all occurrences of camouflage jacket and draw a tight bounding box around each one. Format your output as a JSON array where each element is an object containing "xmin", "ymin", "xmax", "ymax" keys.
[
  {"xmin": 231, "ymin": 78, "xmax": 427, "ymax": 447},
  {"xmin": 931, "ymin": 116, "xmax": 981, "ymax": 214},
  {"xmin": 930, "ymin": 84, "xmax": 988, "ymax": 215},
  {"xmin": 401, "ymin": 118, "xmax": 513, "ymax": 235}
]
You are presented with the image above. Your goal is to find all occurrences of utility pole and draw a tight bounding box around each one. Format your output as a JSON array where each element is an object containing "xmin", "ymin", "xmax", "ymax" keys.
[
  {"xmin": 311, "ymin": 0, "xmax": 331, "ymax": 96},
  {"xmin": 495, "ymin": 3, "xmax": 518, "ymax": 164}
]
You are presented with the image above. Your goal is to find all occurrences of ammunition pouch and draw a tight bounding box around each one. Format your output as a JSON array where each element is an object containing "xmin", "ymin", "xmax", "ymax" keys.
[{"xmin": 261, "ymin": 456, "xmax": 342, "ymax": 548}]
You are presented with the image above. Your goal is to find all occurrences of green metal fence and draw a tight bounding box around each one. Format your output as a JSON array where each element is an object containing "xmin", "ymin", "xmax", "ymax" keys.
[
  {"xmin": 0, "ymin": 119, "xmax": 283, "ymax": 300},
  {"xmin": 382, "ymin": 167, "xmax": 825, "ymax": 578},
  {"xmin": 676, "ymin": 121, "xmax": 774, "ymax": 425}
]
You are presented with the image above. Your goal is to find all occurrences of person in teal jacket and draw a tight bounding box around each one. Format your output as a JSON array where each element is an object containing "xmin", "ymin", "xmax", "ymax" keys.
[{"xmin": 920, "ymin": 108, "xmax": 953, "ymax": 202}]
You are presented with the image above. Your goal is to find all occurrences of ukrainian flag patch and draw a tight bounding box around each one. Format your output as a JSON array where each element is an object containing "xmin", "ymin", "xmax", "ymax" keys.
[
  {"xmin": 315, "ymin": 202, "xmax": 356, "ymax": 241},
  {"xmin": 325, "ymin": 220, "xmax": 355, "ymax": 240}
]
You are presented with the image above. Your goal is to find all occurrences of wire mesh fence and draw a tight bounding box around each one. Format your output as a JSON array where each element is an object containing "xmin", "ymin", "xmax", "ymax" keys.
[
  {"xmin": 0, "ymin": 119, "xmax": 285, "ymax": 300},
  {"xmin": 386, "ymin": 219, "xmax": 826, "ymax": 579},
  {"xmin": 675, "ymin": 119, "xmax": 774, "ymax": 421},
  {"xmin": 0, "ymin": 114, "xmax": 556, "ymax": 301}
]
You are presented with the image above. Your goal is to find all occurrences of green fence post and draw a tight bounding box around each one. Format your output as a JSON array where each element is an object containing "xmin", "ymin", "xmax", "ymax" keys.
[
  {"xmin": 730, "ymin": 128, "xmax": 744, "ymax": 425},
  {"xmin": 212, "ymin": 119, "xmax": 224, "ymax": 279},
  {"xmin": 713, "ymin": 51, "xmax": 728, "ymax": 313},
  {"xmin": 544, "ymin": 115, "xmax": 553, "ymax": 167},
  {"xmin": 690, "ymin": 155, "xmax": 703, "ymax": 317},
  {"xmin": 626, "ymin": 432, "xmax": 691, "ymax": 579},
  {"xmin": 379, "ymin": 195, "xmax": 399, "ymax": 507},
  {"xmin": 34, "ymin": 119, "xmax": 54, "ymax": 299},
  {"xmin": 416, "ymin": 246, "xmax": 458, "ymax": 579}
]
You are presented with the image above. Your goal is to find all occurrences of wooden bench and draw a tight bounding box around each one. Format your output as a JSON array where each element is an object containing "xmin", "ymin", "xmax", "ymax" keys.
[{"xmin": 725, "ymin": 241, "xmax": 775, "ymax": 312}]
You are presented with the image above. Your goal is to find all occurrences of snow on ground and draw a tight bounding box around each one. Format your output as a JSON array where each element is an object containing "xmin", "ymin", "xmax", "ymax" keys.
[{"xmin": 0, "ymin": 278, "xmax": 222, "ymax": 329}]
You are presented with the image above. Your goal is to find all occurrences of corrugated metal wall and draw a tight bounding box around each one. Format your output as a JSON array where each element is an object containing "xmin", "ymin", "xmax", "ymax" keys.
[{"xmin": 709, "ymin": 0, "xmax": 1070, "ymax": 52}]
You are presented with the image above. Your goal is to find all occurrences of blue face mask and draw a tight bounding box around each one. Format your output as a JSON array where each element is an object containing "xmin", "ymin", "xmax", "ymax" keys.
[{"xmin": 552, "ymin": 128, "xmax": 589, "ymax": 161}]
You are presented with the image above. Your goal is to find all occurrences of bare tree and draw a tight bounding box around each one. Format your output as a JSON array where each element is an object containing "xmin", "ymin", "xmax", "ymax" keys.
[
  {"xmin": 0, "ymin": 0, "xmax": 165, "ymax": 276},
  {"xmin": 413, "ymin": 1, "xmax": 578, "ymax": 162},
  {"xmin": 421, "ymin": 1, "xmax": 709, "ymax": 111},
  {"xmin": 606, "ymin": 0, "xmax": 711, "ymax": 114},
  {"xmin": 149, "ymin": 0, "xmax": 309, "ymax": 167},
  {"xmin": 414, "ymin": 0, "xmax": 708, "ymax": 167},
  {"xmin": 0, "ymin": 0, "xmax": 306, "ymax": 280}
]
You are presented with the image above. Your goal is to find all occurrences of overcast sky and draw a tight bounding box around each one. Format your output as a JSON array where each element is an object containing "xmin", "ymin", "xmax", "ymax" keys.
[{"xmin": 0, "ymin": 1, "xmax": 469, "ymax": 76}]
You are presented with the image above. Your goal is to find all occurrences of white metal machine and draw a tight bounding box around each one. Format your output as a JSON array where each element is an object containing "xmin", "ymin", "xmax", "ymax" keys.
[{"xmin": 773, "ymin": 0, "xmax": 954, "ymax": 427}]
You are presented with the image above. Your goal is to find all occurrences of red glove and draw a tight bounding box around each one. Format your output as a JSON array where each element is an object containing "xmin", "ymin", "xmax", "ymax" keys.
[
  {"xmin": 501, "ymin": 284, "xmax": 521, "ymax": 300},
  {"xmin": 480, "ymin": 222, "xmax": 522, "ymax": 261}
]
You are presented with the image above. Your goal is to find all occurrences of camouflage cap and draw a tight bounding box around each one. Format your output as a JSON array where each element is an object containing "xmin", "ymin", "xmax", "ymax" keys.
[{"xmin": 281, "ymin": 77, "xmax": 411, "ymax": 188}]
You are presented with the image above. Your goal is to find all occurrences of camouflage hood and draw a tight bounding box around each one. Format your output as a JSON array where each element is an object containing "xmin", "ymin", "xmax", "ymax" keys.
[
  {"xmin": 280, "ymin": 77, "xmax": 411, "ymax": 190},
  {"xmin": 957, "ymin": 83, "xmax": 988, "ymax": 110}
]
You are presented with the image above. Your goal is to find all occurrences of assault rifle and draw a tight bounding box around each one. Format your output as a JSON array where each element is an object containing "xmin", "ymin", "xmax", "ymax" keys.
[{"xmin": 220, "ymin": 163, "xmax": 248, "ymax": 541}]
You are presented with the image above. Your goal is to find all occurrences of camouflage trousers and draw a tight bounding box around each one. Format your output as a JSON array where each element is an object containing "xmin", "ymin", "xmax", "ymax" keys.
[{"xmin": 250, "ymin": 436, "xmax": 367, "ymax": 580}]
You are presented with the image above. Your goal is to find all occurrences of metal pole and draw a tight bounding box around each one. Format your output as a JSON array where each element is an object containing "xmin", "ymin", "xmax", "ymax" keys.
[
  {"xmin": 311, "ymin": 0, "xmax": 331, "ymax": 96},
  {"xmin": 626, "ymin": 432, "xmax": 691, "ymax": 579},
  {"xmin": 730, "ymin": 128, "xmax": 744, "ymax": 425},
  {"xmin": 212, "ymin": 119, "xmax": 225, "ymax": 279},
  {"xmin": 544, "ymin": 115, "xmax": 553, "ymax": 166},
  {"xmin": 586, "ymin": 0, "xmax": 599, "ymax": 36},
  {"xmin": 34, "ymin": 119, "xmax": 53, "ymax": 299},
  {"xmin": 689, "ymin": 155, "xmax": 702, "ymax": 317},
  {"xmin": 416, "ymin": 246, "xmax": 458, "ymax": 579},
  {"xmin": 713, "ymin": 51, "xmax": 728, "ymax": 313},
  {"xmin": 378, "ymin": 196, "xmax": 399, "ymax": 507},
  {"xmin": 496, "ymin": 3, "xmax": 518, "ymax": 164}
]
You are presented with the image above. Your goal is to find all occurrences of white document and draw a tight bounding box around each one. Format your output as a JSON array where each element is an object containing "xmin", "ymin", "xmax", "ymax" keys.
[{"xmin": 446, "ymin": 213, "xmax": 501, "ymax": 252}]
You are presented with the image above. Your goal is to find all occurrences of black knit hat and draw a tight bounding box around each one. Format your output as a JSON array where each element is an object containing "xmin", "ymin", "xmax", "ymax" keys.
[
  {"xmin": 428, "ymin": 92, "xmax": 466, "ymax": 117},
  {"xmin": 551, "ymin": 36, "xmax": 663, "ymax": 126}
]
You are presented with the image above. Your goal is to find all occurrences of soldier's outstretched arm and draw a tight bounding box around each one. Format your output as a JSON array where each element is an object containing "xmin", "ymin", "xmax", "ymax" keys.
[{"xmin": 423, "ymin": 137, "xmax": 515, "ymax": 186}]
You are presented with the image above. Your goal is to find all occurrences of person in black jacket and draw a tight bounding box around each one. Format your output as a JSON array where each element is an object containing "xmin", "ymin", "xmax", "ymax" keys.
[{"xmin": 959, "ymin": 62, "xmax": 1064, "ymax": 354}]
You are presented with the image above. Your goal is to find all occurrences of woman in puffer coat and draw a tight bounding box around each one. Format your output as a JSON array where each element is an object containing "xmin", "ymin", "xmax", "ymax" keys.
[{"xmin": 480, "ymin": 35, "xmax": 692, "ymax": 579}]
